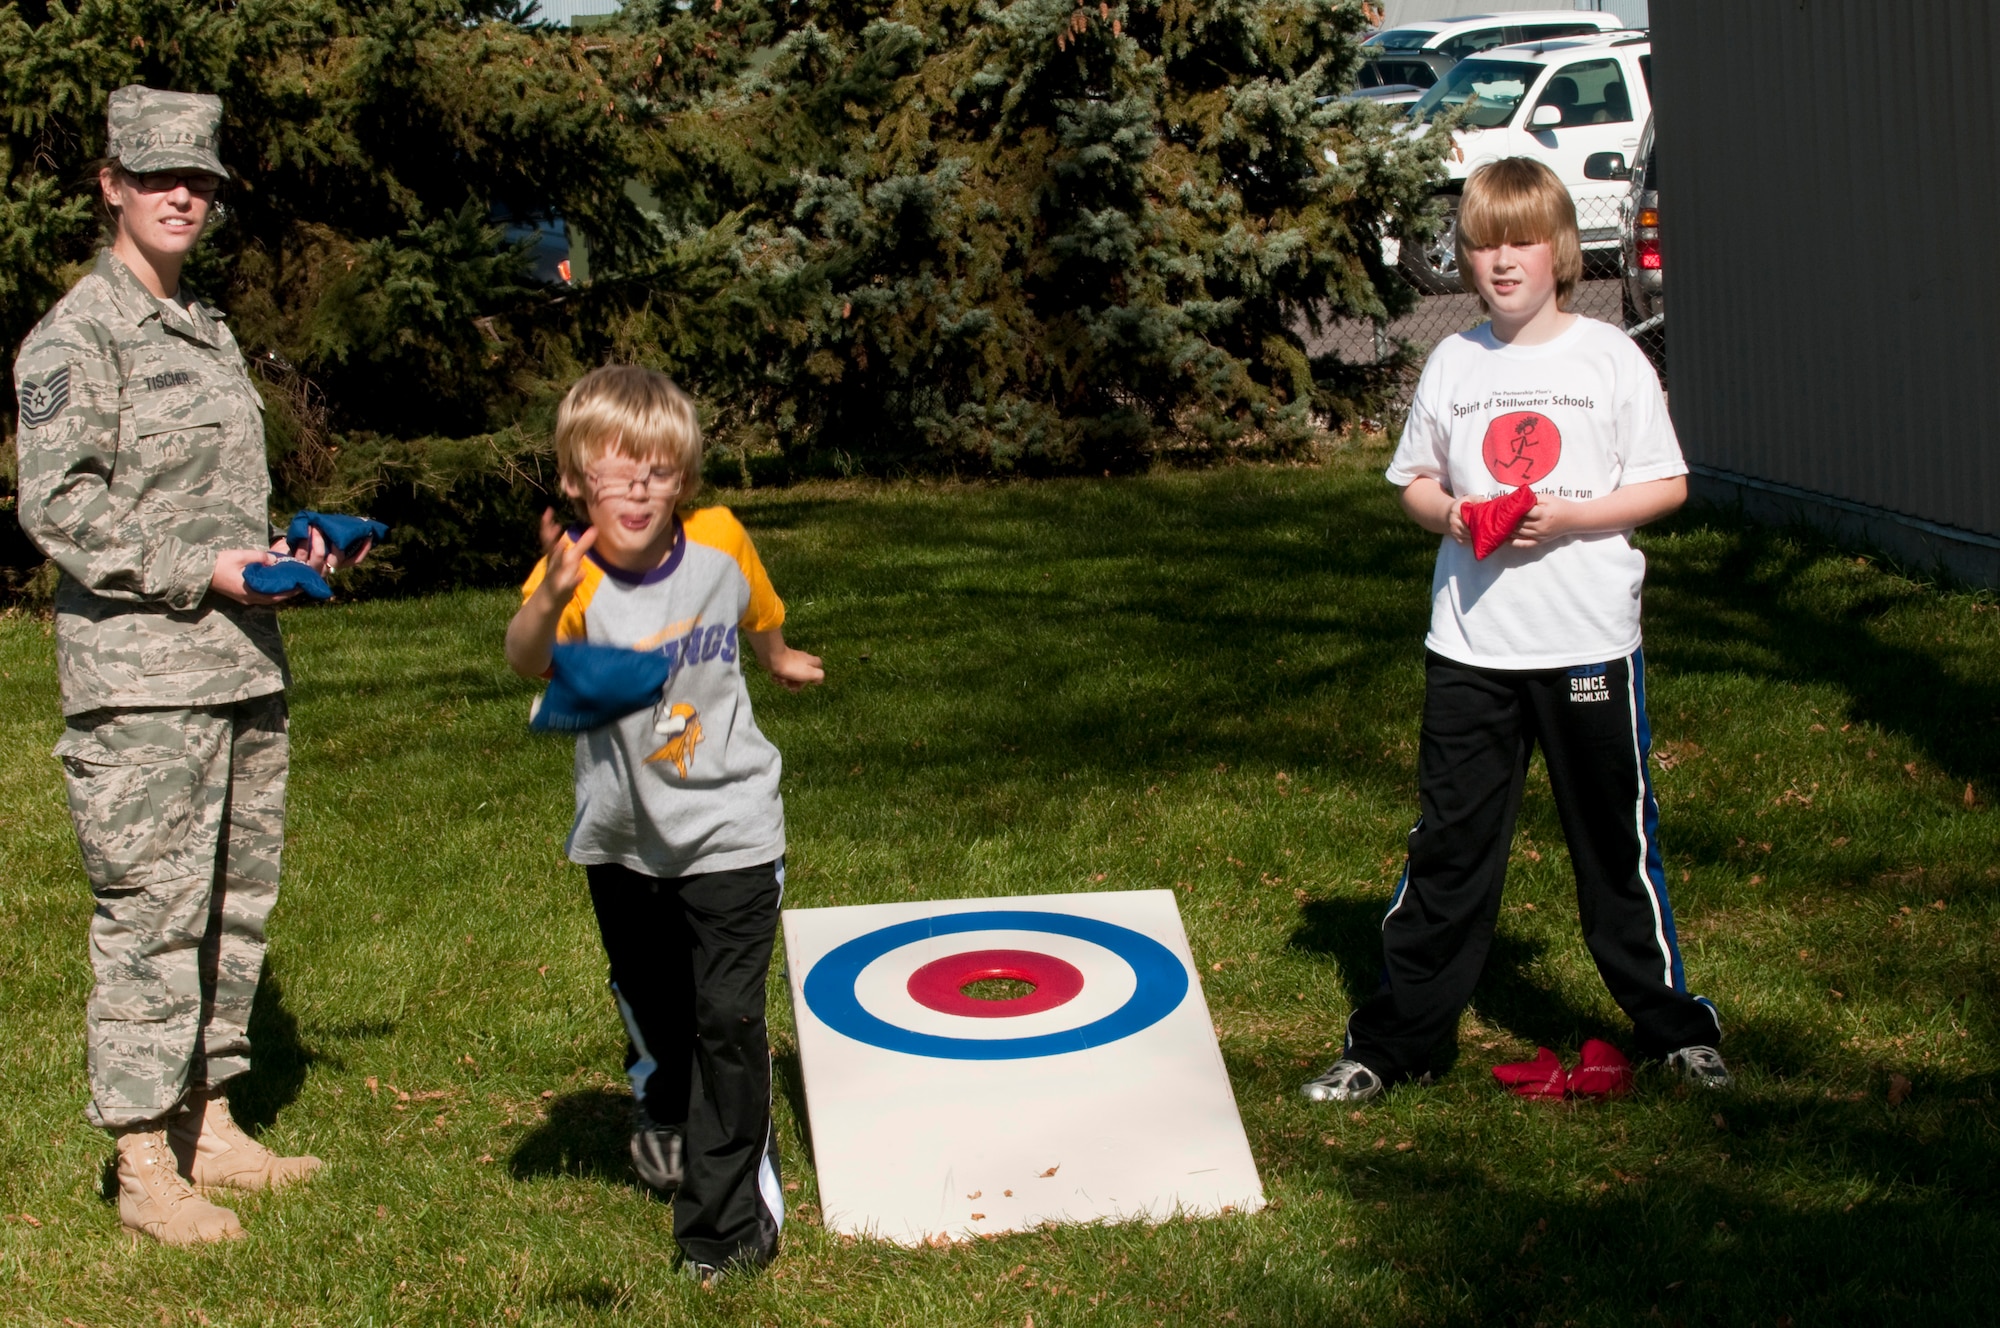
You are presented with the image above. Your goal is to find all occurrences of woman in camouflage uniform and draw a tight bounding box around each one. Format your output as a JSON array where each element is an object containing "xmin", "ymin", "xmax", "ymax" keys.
[{"xmin": 12, "ymin": 86, "xmax": 361, "ymax": 1245}]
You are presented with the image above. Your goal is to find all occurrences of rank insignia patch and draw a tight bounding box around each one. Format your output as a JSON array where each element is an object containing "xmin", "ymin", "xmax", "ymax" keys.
[{"xmin": 18, "ymin": 366, "xmax": 70, "ymax": 428}]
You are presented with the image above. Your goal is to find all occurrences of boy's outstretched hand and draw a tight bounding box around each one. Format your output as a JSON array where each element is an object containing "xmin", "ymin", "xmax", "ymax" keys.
[
  {"xmin": 746, "ymin": 628, "xmax": 825, "ymax": 693},
  {"xmin": 767, "ymin": 647, "xmax": 826, "ymax": 693}
]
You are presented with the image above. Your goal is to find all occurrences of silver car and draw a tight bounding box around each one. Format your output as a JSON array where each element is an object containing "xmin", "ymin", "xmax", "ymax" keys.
[
  {"xmin": 1617, "ymin": 117, "xmax": 1662, "ymax": 336},
  {"xmin": 1584, "ymin": 116, "xmax": 1662, "ymax": 360}
]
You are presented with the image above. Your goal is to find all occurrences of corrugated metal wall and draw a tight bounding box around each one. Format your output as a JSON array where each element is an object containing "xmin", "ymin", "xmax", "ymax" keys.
[{"xmin": 1654, "ymin": 0, "xmax": 2000, "ymax": 538}]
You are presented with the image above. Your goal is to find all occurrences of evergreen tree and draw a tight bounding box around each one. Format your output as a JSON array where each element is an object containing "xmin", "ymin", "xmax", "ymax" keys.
[
  {"xmin": 2, "ymin": 0, "xmax": 1446, "ymax": 589},
  {"xmin": 652, "ymin": 0, "xmax": 1449, "ymax": 471},
  {"xmin": 0, "ymin": 0, "xmax": 759, "ymax": 588}
]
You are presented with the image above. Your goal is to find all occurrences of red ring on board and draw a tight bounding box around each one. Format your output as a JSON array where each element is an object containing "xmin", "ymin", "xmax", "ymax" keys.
[{"xmin": 905, "ymin": 949, "xmax": 1086, "ymax": 1018}]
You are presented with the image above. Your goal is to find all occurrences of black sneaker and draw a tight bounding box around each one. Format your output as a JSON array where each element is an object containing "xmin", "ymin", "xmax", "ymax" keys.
[
  {"xmin": 630, "ymin": 1111, "xmax": 685, "ymax": 1194},
  {"xmin": 1665, "ymin": 1045, "xmax": 1734, "ymax": 1090}
]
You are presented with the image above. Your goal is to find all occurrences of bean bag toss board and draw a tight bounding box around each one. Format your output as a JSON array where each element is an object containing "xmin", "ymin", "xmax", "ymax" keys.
[{"xmin": 783, "ymin": 889, "xmax": 1264, "ymax": 1245}]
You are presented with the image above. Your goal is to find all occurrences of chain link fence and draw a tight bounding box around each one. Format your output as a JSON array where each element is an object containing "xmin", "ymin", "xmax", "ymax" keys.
[{"xmin": 1310, "ymin": 194, "xmax": 1666, "ymax": 430}]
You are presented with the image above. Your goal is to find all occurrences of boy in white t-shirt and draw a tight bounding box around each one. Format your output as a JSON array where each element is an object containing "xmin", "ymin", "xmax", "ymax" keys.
[{"xmin": 1302, "ymin": 159, "xmax": 1729, "ymax": 1104}]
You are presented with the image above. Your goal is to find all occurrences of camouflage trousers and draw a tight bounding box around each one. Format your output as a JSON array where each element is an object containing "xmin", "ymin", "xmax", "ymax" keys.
[{"xmin": 54, "ymin": 694, "xmax": 289, "ymax": 1131}]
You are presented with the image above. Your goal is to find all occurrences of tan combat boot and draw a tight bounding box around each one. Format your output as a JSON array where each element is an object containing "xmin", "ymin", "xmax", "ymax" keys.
[
  {"xmin": 168, "ymin": 1092, "xmax": 323, "ymax": 1192},
  {"xmin": 115, "ymin": 1130, "xmax": 244, "ymax": 1245}
]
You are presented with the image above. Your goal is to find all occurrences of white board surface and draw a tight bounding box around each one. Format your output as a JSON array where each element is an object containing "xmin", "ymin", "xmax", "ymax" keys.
[{"xmin": 783, "ymin": 889, "xmax": 1264, "ymax": 1245}]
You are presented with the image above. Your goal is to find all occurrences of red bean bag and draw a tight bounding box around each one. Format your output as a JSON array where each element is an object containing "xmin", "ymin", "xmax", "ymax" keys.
[
  {"xmin": 1491, "ymin": 1046, "xmax": 1566, "ymax": 1100},
  {"xmin": 1461, "ymin": 484, "xmax": 1539, "ymax": 559}
]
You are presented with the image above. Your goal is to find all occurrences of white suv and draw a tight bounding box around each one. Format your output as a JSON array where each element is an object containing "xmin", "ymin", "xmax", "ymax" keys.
[
  {"xmin": 1398, "ymin": 33, "xmax": 1654, "ymax": 293},
  {"xmin": 1360, "ymin": 11, "xmax": 1627, "ymax": 62}
]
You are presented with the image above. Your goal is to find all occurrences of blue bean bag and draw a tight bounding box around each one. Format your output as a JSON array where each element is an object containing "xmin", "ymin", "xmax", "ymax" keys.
[
  {"xmin": 242, "ymin": 558, "xmax": 334, "ymax": 601},
  {"xmin": 530, "ymin": 642, "xmax": 673, "ymax": 732},
  {"xmin": 285, "ymin": 510, "xmax": 390, "ymax": 559}
]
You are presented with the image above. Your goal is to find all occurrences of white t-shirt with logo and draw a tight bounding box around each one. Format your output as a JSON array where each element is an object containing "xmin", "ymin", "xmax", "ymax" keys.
[{"xmin": 1385, "ymin": 317, "xmax": 1686, "ymax": 671}]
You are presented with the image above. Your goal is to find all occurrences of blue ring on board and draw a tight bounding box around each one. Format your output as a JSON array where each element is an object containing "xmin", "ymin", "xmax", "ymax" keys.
[{"xmin": 801, "ymin": 910, "xmax": 1190, "ymax": 1060}]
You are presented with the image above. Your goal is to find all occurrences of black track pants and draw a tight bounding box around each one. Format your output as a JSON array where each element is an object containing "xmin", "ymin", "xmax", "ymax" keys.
[
  {"xmin": 1344, "ymin": 650, "xmax": 1720, "ymax": 1081},
  {"xmin": 586, "ymin": 859, "xmax": 784, "ymax": 1270}
]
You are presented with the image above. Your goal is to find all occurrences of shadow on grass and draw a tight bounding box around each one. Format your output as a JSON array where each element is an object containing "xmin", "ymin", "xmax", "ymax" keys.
[
  {"xmin": 1227, "ymin": 1039, "xmax": 2000, "ymax": 1318},
  {"xmin": 1289, "ymin": 895, "xmax": 1672, "ymax": 1071},
  {"xmin": 1286, "ymin": 886, "xmax": 1899, "ymax": 1088},
  {"xmin": 1646, "ymin": 514, "xmax": 2000, "ymax": 793},
  {"xmin": 774, "ymin": 1048, "xmax": 815, "ymax": 1167},
  {"xmin": 1295, "ymin": 1168, "xmax": 2000, "ymax": 1321},
  {"xmin": 508, "ymin": 1087, "xmax": 633, "ymax": 1184},
  {"xmin": 533, "ymin": 1277, "xmax": 631, "ymax": 1313},
  {"xmin": 229, "ymin": 973, "xmax": 317, "ymax": 1133}
]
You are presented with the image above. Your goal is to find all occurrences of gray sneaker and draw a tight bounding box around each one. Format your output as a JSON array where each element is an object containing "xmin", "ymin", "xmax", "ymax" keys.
[
  {"xmin": 1665, "ymin": 1045, "xmax": 1734, "ymax": 1089},
  {"xmin": 630, "ymin": 1111, "xmax": 685, "ymax": 1194},
  {"xmin": 1300, "ymin": 1058, "xmax": 1384, "ymax": 1103}
]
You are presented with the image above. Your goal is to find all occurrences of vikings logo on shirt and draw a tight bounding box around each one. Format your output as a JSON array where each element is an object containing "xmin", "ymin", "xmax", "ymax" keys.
[
  {"xmin": 637, "ymin": 619, "xmax": 738, "ymax": 672},
  {"xmin": 647, "ymin": 702, "xmax": 703, "ymax": 777},
  {"xmin": 1482, "ymin": 411, "xmax": 1562, "ymax": 486}
]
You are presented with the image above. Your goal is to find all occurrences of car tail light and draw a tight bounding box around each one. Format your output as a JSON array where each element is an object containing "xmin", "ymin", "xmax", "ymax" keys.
[
  {"xmin": 1638, "ymin": 208, "xmax": 1658, "ymax": 227},
  {"xmin": 558, "ymin": 259, "xmax": 573, "ymax": 283},
  {"xmin": 1638, "ymin": 239, "xmax": 1661, "ymax": 270}
]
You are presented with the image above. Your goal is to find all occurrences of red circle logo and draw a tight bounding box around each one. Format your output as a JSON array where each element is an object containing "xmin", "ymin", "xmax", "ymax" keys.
[
  {"xmin": 1481, "ymin": 411, "xmax": 1563, "ymax": 485},
  {"xmin": 905, "ymin": 949, "xmax": 1086, "ymax": 1019}
]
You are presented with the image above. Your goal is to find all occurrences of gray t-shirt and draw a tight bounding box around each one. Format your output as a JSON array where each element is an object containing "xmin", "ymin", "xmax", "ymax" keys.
[{"xmin": 522, "ymin": 507, "xmax": 788, "ymax": 878}]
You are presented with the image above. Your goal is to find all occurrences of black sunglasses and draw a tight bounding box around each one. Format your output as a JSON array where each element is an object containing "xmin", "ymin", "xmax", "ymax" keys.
[{"xmin": 122, "ymin": 169, "xmax": 223, "ymax": 197}]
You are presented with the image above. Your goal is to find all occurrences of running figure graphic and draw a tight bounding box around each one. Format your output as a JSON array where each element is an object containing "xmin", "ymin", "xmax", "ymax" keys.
[{"xmin": 1481, "ymin": 410, "xmax": 1563, "ymax": 485}]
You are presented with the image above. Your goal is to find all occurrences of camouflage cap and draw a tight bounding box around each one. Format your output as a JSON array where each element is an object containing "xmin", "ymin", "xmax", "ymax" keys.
[{"xmin": 106, "ymin": 85, "xmax": 230, "ymax": 178}]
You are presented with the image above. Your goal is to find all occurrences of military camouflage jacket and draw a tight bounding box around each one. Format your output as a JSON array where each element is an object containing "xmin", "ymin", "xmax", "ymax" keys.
[{"xmin": 13, "ymin": 250, "xmax": 286, "ymax": 715}]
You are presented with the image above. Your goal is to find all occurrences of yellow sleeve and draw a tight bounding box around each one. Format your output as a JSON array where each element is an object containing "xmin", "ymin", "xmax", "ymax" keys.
[
  {"xmin": 519, "ymin": 549, "xmax": 599, "ymax": 645},
  {"xmin": 682, "ymin": 506, "xmax": 785, "ymax": 633}
]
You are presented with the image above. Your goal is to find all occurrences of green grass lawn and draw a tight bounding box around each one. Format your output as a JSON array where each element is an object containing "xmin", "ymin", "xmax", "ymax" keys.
[{"xmin": 4, "ymin": 449, "xmax": 1999, "ymax": 1325}]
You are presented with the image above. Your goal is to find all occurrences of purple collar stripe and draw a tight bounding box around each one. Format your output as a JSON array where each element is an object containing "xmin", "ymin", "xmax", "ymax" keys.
[{"xmin": 568, "ymin": 519, "xmax": 687, "ymax": 586}]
